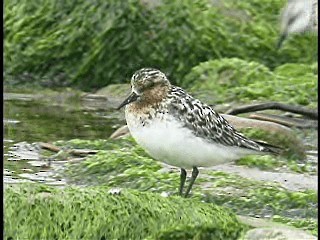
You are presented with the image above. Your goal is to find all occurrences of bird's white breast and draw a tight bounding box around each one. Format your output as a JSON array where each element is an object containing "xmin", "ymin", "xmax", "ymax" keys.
[{"xmin": 125, "ymin": 110, "xmax": 255, "ymax": 169}]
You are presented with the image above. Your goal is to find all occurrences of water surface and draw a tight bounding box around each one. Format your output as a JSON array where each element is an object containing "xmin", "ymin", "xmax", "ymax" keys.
[{"xmin": 4, "ymin": 92, "xmax": 125, "ymax": 184}]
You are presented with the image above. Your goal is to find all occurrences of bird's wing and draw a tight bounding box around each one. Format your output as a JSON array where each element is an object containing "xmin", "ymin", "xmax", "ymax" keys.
[{"xmin": 167, "ymin": 86, "xmax": 278, "ymax": 154}]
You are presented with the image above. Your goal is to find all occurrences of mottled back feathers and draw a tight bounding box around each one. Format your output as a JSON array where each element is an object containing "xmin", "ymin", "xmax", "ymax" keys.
[{"xmin": 165, "ymin": 86, "xmax": 279, "ymax": 154}]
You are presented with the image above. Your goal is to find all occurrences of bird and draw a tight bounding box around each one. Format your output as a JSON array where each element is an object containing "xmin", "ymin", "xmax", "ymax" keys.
[
  {"xmin": 277, "ymin": 0, "xmax": 318, "ymax": 49},
  {"xmin": 117, "ymin": 68, "xmax": 281, "ymax": 197}
]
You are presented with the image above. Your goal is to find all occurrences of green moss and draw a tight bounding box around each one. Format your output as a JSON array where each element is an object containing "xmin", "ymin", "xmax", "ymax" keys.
[
  {"xmin": 185, "ymin": 58, "xmax": 317, "ymax": 106},
  {"xmin": 152, "ymin": 223, "xmax": 248, "ymax": 240},
  {"xmin": 4, "ymin": 183, "xmax": 247, "ymax": 239},
  {"xmin": 61, "ymin": 138, "xmax": 179, "ymax": 192},
  {"xmin": 236, "ymin": 155, "xmax": 315, "ymax": 175},
  {"xmin": 272, "ymin": 215, "xmax": 318, "ymax": 236},
  {"xmin": 5, "ymin": 0, "xmax": 316, "ymax": 90},
  {"xmin": 202, "ymin": 171, "xmax": 317, "ymax": 221},
  {"xmin": 274, "ymin": 63, "xmax": 318, "ymax": 78},
  {"xmin": 236, "ymin": 155, "xmax": 282, "ymax": 170}
]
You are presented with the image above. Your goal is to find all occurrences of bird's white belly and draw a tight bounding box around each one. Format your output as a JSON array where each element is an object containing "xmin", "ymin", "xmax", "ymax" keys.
[{"xmin": 126, "ymin": 115, "xmax": 253, "ymax": 169}]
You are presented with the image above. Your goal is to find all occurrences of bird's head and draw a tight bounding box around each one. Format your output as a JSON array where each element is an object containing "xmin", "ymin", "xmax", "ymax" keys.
[{"xmin": 117, "ymin": 68, "xmax": 171, "ymax": 109}]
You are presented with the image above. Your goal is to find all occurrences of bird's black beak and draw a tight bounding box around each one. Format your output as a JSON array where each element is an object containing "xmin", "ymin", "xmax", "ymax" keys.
[{"xmin": 117, "ymin": 92, "xmax": 139, "ymax": 110}]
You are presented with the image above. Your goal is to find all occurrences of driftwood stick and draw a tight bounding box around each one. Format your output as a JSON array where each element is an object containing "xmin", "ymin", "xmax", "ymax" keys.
[
  {"xmin": 67, "ymin": 149, "xmax": 99, "ymax": 157},
  {"xmin": 39, "ymin": 142, "xmax": 61, "ymax": 152},
  {"xmin": 249, "ymin": 113, "xmax": 318, "ymax": 129},
  {"xmin": 38, "ymin": 142, "xmax": 98, "ymax": 157},
  {"xmin": 225, "ymin": 102, "xmax": 318, "ymax": 120}
]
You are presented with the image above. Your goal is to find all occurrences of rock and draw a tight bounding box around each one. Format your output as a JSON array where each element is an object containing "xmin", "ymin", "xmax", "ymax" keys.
[
  {"xmin": 210, "ymin": 164, "xmax": 317, "ymax": 191},
  {"xmin": 239, "ymin": 215, "xmax": 316, "ymax": 240},
  {"xmin": 95, "ymin": 83, "xmax": 131, "ymax": 99},
  {"xmin": 81, "ymin": 84, "xmax": 131, "ymax": 110},
  {"xmin": 243, "ymin": 227, "xmax": 316, "ymax": 240}
]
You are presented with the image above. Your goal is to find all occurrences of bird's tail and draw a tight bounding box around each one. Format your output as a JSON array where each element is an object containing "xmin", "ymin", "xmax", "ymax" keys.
[{"xmin": 256, "ymin": 140, "xmax": 283, "ymax": 155}]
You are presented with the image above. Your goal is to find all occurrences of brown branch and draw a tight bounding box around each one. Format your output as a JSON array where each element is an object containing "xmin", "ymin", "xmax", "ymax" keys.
[
  {"xmin": 225, "ymin": 102, "xmax": 318, "ymax": 120},
  {"xmin": 38, "ymin": 142, "xmax": 98, "ymax": 157},
  {"xmin": 67, "ymin": 149, "xmax": 99, "ymax": 157},
  {"xmin": 39, "ymin": 142, "xmax": 61, "ymax": 152}
]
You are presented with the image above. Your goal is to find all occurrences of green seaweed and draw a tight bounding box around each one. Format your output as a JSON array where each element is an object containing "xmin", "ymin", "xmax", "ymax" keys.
[
  {"xmin": 4, "ymin": 0, "xmax": 317, "ymax": 90},
  {"xmin": 4, "ymin": 183, "xmax": 247, "ymax": 239},
  {"xmin": 63, "ymin": 142, "xmax": 179, "ymax": 193},
  {"xmin": 202, "ymin": 171, "xmax": 317, "ymax": 223},
  {"xmin": 152, "ymin": 223, "xmax": 248, "ymax": 240},
  {"xmin": 185, "ymin": 58, "xmax": 317, "ymax": 106},
  {"xmin": 272, "ymin": 215, "xmax": 318, "ymax": 236}
]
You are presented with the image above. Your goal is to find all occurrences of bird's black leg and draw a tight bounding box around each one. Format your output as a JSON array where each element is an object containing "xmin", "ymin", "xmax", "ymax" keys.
[
  {"xmin": 184, "ymin": 166, "xmax": 199, "ymax": 198},
  {"xmin": 179, "ymin": 168, "xmax": 187, "ymax": 196},
  {"xmin": 276, "ymin": 33, "xmax": 287, "ymax": 49}
]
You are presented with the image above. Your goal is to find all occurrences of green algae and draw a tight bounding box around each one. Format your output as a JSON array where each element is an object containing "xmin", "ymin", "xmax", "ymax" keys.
[
  {"xmin": 152, "ymin": 223, "xmax": 248, "ymax": 240},
  {"xmin": 272, "ymin": 215, "xmax": 318, "ymax": 236},
  {"xmin": 185, "ymin": 58, "xmax": 317, "ymax": 106},
  {"xmin": 5, "ymin": 0, "xmax": 317, "ymax": 90},
  {"xmin": 57, "ymin": 137, "xmax": 317, "ymax": 236},
  {"xmin": 4, "ymin": 183, "xmax": 247, "ymax": 239},
  {"xmin": 236, "ymin": 155, "xmax": 283, "ymax": 170},
  {"xmin": 200, "ymin": 171, "xmax": 317, "ymax": 223},
  {"xmin": 62, "ymin": 139, "xmax": 179, "ymax": 193}
]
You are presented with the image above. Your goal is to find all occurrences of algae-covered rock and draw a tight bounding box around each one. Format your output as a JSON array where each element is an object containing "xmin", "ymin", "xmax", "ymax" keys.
[
  {"xmin": 4, "ymin": 0, "xmax": 317, "ymax": 90},
  {"xmin": 81, "ymin": 84, "xmax": 131, "ymax": 110},
  {"xmin": 239, "ymin": 215, "xmax": 317, "ymax": 239},
  {"xmin": 185, "ymin": 58, "xmax": 317, "ymax": 106},
  {"xmin": 63, "ymin": 141, "xmax": 180, "ymax": 192},
  {"xmin": 95, "ymin": 83, "xmax": 131, "ymax": 99},
  {"xmin": 4, "ymin": 183, "xmax": 247, "ymax": 239},
  {"xmin": 56, "ymin": 138, "xmax": 317, "ymax": 236},
  {"xmin": 152, "ymin": 224, "xmax": 246, "ymax": 240},
  {"xmin": 243, "ymin": 227, "xmax": 317, "ymax": 240}
]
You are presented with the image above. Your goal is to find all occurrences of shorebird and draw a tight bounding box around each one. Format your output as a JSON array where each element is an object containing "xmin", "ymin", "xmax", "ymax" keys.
[
  {"xmin": 277, "ymin": 0, "xmax": 318, "ymax": 48},
  {"xmin": 118, "ymin": 68, "xmax": 280, "ymax": 197}
]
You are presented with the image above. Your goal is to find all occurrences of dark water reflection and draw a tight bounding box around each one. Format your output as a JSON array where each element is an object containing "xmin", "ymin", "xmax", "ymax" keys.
[{"xmin": 4, "ymin": 100, "xmax": 122, "ymax": 143}]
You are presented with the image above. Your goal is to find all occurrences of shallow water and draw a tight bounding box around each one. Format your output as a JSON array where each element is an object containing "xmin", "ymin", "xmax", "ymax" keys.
[{"xmin": 4, "ymin": 93, "xmax": 125, "ymax": 184}]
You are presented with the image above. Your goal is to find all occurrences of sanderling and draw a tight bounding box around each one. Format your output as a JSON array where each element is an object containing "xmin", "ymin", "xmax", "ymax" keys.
[
  {"xmin": 277, "ymin": 0, "xmax": 318, "ymax": 48},
  {"xmin": 118, "ymin": 68, "xmax": 280, "ymax": 197}
]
